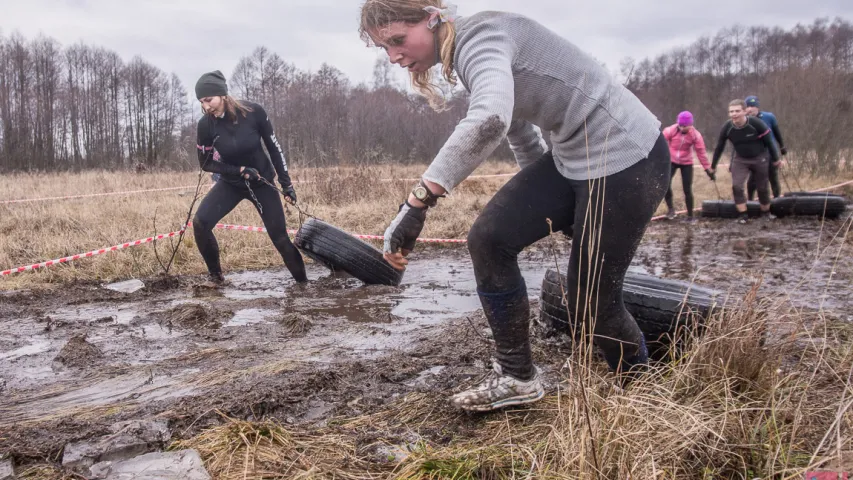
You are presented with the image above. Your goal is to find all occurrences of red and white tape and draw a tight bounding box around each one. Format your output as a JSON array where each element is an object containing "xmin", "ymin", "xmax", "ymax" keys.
[
  {"xmin": 1, "ymin": 228, "xmax": 187, "ymax": 276},
  {"xmin": 1, "ymin": 223, "xmax": 466, "ymax": 276},
  {"xmin": 3, "ymin": 178, "xmax": 849, "ymax": 276}
]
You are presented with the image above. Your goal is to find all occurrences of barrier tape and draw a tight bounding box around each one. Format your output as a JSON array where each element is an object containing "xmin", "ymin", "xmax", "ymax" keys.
[
  {"xmin": 3, "ymin": 178, "xmax": 849, "ymax": 276},
  {"xmin": 0, "ymin": 223, "xmax": 466, "ymax": 276},
  {"xmin": 1, "ymin": 229, "xmax": 187, "ymax": 276},
  {"xmin": 0, "ymin": 173, "xmax": 517, "ymax": 205}
]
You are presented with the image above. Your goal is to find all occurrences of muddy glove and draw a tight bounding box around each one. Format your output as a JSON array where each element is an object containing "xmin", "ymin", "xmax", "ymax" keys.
[
  {"xmin": 278, "ymin": 173, "xmax": 296, "ymax": 203},
  {"xmin": 241, "ymin": 167, "xmax": 261, "ymax": 182},
  {"xmin": 705, "ymin": 169, "xmax": 716, "ymax": 181},
  {"xmin": 384, "ymin": 201, "xmax": 427, "ymax": 256}
]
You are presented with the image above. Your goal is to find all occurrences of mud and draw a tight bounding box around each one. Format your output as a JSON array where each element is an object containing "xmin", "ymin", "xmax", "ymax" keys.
[
  {"xmin": 53, "ymin": 334, "xmax": 103, "ymax": 368},
  {"xmin": 0, "ymin": 210, "xmax": 851, "ymax": 469}
]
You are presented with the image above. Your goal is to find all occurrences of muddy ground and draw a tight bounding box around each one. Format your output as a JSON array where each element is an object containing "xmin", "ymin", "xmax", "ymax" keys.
[{"xmin": 1, "ymin": 210, "xmax": 851, "ymax": 470}]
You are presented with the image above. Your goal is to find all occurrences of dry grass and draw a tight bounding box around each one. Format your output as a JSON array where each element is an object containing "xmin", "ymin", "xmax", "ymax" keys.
[
  {"xmin": 0, "ymin": 161, "xmax": 514, "ymax": 289},
  {"xmin": 172, "ymin": 286, "xmax": 853, "ymax": 479},
  {"xmin": 1, "ymin": 159, "xmax": 849, "ymax": 291}
]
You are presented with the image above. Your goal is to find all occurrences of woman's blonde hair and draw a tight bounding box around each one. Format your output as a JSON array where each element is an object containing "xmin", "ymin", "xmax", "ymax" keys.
[{"xmin": 359, "ymin": 0, "xmax": 457, "ymax": 111}]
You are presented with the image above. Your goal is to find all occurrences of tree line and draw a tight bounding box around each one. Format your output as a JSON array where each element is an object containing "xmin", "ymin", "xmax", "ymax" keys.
[
  {"xmin": 624, "ymin": 17, "xmax": 853, "ymax": 175},
  {"xmin": 1, "ymin": 16, "xmax": 851, "ymax": 173}
]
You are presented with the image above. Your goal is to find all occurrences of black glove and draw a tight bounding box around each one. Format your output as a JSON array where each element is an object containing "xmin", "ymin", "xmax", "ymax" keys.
[
  {"xmin": 384, "ymin": 201, "xmax": 427, "ymax": 255},
  {"xmin": 241, "ymin": 167, "xmax": 261, "ymax": 181},
  {"xmin": 278, "ymin": 173, "xmax": 296, "ymax": 203},
  {"xmin": 705, "ymin": 169, "xmax": 716, "ymax": 181},
  {"xmin": 780, "ymin": 147, "xmax": 787, "ymax": 156}
]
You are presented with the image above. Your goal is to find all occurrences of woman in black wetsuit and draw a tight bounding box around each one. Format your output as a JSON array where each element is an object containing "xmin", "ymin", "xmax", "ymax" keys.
[{"xmin": 192, "ymin": 70, "xmax": 307, "ymax": 285}]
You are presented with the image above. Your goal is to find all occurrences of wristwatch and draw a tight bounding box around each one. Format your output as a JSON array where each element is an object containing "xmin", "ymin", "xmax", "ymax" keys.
[{"xmin": 411, "ymin": 179, "xmax": 443, "ymax": 207}]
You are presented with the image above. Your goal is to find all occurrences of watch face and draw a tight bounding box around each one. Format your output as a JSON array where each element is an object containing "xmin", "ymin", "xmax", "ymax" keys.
[{"xmin": 414, "ymin": 186, "xmax": 428, "ymax": 200}]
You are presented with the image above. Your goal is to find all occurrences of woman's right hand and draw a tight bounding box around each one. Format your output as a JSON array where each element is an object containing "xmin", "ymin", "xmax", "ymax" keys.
[{"xmin": 382, "ymin": 202, "xmax": 427, "ymax": 271}]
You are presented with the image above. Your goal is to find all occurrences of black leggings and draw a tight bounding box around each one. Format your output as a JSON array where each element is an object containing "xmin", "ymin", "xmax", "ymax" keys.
[
  {"xmin": 747, "ymin": 160, "xmax": 781, "ymax": 200},
  {"xmin": 664, "ymin": 163, "xmax": 695, "ymax": 216},
  {"xmin": 467, "ymin": 134, "xmax": 670, "ymax": 379},
  {"xmin": 192, "ymin": 181, "xmax": 307, "ymax": 282}
]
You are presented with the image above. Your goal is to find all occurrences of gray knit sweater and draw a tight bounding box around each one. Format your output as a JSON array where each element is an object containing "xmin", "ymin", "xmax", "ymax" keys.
[{"xmin": 423, "ymin": 11, "xmax": 662, "ymax": 191}]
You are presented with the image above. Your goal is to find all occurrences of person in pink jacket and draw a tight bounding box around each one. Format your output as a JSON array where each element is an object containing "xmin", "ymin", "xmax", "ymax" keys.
[{"xmin": 662, "ymin": 111, "xmax": 715, "ymax": 221}]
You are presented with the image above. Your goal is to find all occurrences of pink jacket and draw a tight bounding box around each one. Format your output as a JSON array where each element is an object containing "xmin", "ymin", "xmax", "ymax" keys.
[{"xmin": 663, "ymin": 124, "xmax": 710, "ymax": 169}]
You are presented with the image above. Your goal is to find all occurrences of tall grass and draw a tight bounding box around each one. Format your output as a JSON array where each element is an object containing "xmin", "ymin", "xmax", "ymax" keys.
[{"xmin": 1, "ymin": 161, "xmax": 849, "ymax": 291}]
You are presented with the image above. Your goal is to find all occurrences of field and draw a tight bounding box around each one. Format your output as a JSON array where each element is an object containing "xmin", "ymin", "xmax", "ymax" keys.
[{"xmin": 1, "ymin": 160, "xmax": 852, "ymax": 479}]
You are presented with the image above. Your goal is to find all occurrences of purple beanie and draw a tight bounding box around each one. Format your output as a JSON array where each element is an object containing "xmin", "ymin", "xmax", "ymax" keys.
[{"xmin": 677, "ymin": 111, "xmax": 694, "ymax": 126}]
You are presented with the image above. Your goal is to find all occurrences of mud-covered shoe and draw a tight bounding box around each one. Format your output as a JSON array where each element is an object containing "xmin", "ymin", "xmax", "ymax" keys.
[
  {"xmin": 737, "ymin": 213, "xmax": 749, "ymax": 225},
  {"xmin": 666, "ymin": 208, "xmax": 677, "ymax": 220},
  {"xmin": 199, "ymin": 271, "xmax": 226, "ymax": 288},
  {"xmin": 762, "ymin": 211, "xmax": 777, "ymax": 220},
  {"xmin": 450, "ymin": 362, "xmax": 544, "ymax": 412}
]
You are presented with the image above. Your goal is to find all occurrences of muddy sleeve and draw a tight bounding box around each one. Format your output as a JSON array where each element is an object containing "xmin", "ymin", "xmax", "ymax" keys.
[
  {"xmin": 196, "ymin": 117, "xmax": 241, "ymax": 176},
  {"xmin": 711, "ymin": 122, "xmax": 730, "ymax": 170},
  {"xmin": 506, "ymin": 119, "xmax": 547, "ymax": 170},
  {"xmin": 422, "ymin": 25, "xmax": 517, "ymax": 193},
  {"xmin": 254, "ymin": 104, "xmax": 289, "ymax": 179}
]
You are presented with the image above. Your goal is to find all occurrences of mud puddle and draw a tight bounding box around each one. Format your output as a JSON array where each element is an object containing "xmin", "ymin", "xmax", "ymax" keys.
[
  {"xmin": 0, "ymin": 251, "xmax": 551, "ymax": 432},
  {"xmin": 634, "ymin": 215, "xmax": 853, "ymax": 314},
  {"xmin": 1, "ymin": 212, "xmax": 851, "ymax": 464}
]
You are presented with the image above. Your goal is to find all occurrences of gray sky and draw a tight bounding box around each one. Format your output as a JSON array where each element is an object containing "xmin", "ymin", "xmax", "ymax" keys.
[{"xmin": 3, "ymin": 0, "xmax": 852, "ymax": 96}]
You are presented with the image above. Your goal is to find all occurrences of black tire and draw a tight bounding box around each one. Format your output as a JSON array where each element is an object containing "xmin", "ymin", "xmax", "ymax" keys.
[
  {"xmin": 293, "ymin": 217, "xmax": 404, "ymax": 286},
  {"xmin": 770, "ymin": 196, "xmax": 847, "ymax": 219},
  {"xmin": 538, "ymin": 270, "xmax": 722, "ymax": 344},
  {"xmin": 701, "ymin": 200, "xmax": 764, "ymax": 218}
]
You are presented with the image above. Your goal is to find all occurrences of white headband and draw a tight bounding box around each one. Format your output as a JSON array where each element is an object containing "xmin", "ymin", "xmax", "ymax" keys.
[{"xmin": 423, "ymin": 4, "xmax": 458, "ymax": 29}]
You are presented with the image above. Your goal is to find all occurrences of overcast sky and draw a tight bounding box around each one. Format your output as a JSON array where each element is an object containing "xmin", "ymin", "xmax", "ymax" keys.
[{"xmin": 3, "ymin": 0, "xmax": 852, "ymax": 96}]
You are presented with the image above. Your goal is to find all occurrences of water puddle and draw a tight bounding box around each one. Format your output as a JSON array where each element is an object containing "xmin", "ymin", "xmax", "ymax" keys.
[
  {"xmin": 0, "ymin": 368, "xmax": 197, "ymax": 427},
  {"xmin": 103, "ymin": 279, "xmax": 145, "ymax": 294},
  {"xmin": 225, "ymin": 309, "xmax": 277, "ymax": 327},
  {"xmin": 0, "ymin": 339, "xmax": 52, "ymax": 361}
]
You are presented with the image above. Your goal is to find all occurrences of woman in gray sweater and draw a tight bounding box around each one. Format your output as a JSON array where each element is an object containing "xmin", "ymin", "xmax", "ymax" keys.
[{"xmin": 361, "ymin": 1, "xmax": 670, "ymax": 412}]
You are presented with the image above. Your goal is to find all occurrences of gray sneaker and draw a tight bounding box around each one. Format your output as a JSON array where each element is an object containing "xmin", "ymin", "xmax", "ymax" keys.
[
  {"xmin": 666, "ymin": 208, "xmax": 677, "ymax": 220},
  {"xmin": 450, "ymin": 362, "xmax": 544, "ymax": 412}
]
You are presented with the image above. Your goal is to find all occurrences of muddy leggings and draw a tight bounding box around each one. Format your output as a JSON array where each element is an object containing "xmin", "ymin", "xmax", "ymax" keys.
[
  {"xmin": 467, "ymin": 133, "xmax": 670, "ymax": 380},
  {"xmin": 192, "ymin": 180, "xmax": 307, "ymax": 282},
  {"xmin": 747, "ymin": 160, "xmax": 781, "ymax": 200},
  {"xmin": 664, "ymin": 163, "xmax": 695, "ymax": 216},
  {"xmin": 731, "ymin": 153, "xmax": 771, "ymax": 205}
]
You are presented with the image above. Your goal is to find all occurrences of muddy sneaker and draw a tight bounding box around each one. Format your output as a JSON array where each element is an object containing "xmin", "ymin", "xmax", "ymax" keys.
[
  {"xmin": 685, "ymin": 216, "xmax": 698, "ymax": 224},
  {"xmin": 666, "ymin": 208, "xmax": 677, "ymax": 220},
  {"xmin": 762, "ymin": 211, "xmax": 777, "ymax": 220},
  {"xmin": 199, "ymin": 272, "xmax": 226, "ymax": 288},
  {"xmin": 737, "ymin": 213, "xmax": 749, "ymax": 225},
  {"xmin": 450, "ymin": 362, "xmax": 544, "ymax": 412}
]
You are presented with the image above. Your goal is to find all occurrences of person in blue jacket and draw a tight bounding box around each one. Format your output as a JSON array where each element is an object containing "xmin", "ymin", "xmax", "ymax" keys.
[{"xmin": 744, "ymin": 95, "xmax": 786, "ymax": 199}]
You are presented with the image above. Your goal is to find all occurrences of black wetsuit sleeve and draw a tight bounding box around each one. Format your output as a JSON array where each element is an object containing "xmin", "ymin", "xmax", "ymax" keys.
[
  {"xmin": 770, "ymin": 117, "xmax": 785, "ymax": 149},
  {"xmin": 196, "ymin": 117, "xmax": 241, "ymax": 176},
  {"xmin": 254, "ymin": 105, "xmax": 289, "ymax": 180},
  {"xmin": 752, "ymin": 117, "xmax": 780, "ymax": 163},
  {"xmin": 711, "ymin": 122, "xmax": 729, "ymax": 170}
]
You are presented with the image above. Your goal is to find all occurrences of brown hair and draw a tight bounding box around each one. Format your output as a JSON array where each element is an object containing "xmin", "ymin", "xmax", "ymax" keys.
[
  {"xmin": 223, "ymin": 96, "xmax": 253, "ymax": 123},
  {"xmin": 729, "ymin": 99, "xmax": 746, "ymax": 109},
  {"xmin": 359, "ymin": 0, "xmax": 457, "ymax": 111}
]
